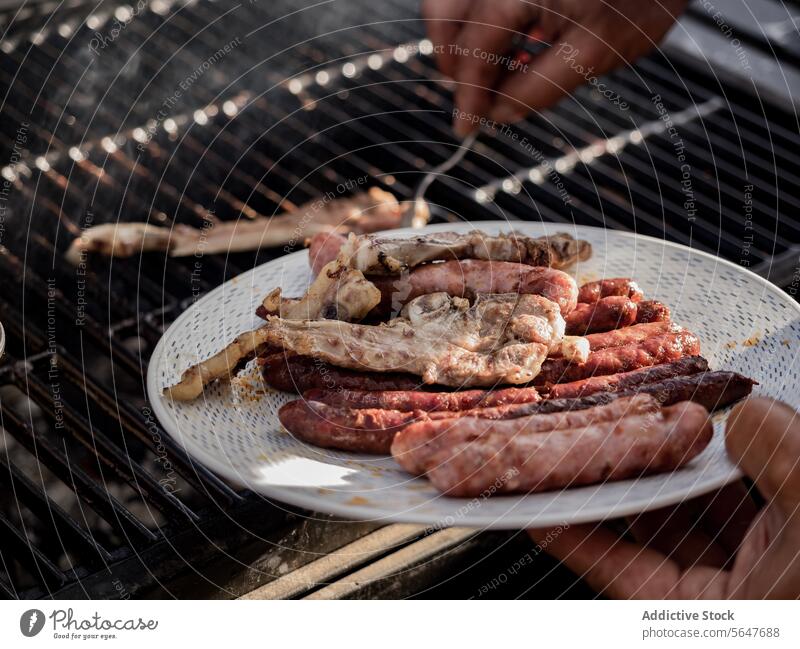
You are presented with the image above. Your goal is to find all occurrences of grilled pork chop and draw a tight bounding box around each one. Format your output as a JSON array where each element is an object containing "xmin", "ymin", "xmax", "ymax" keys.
[
  {"xmin": 165, "ymin": 292, "xmax": 587, "ymax": 401},
  {"xmin": 66, "ymin": 187, "xmax": 405, "ymax": 264}
]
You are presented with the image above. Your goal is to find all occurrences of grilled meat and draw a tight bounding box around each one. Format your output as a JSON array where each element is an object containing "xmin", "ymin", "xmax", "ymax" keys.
[
  {"xmin": 66, "ymin": 187, "xmax": 405, "ymax": 263},
  {"xmin": 165, "ymin": 292, "xmax": 583, "ymax": 400}
]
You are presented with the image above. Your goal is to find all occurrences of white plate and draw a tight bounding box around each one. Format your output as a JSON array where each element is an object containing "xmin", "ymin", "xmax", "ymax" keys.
[{"xmin": 147, "ymin": 222, "xmax": 800, "ymax": 529}]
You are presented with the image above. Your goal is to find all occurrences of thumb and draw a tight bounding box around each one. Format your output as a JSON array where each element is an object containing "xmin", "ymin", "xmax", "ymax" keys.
[{"xmin": 725, "ymin": 397, "xmax": 800, "ymax": 520}]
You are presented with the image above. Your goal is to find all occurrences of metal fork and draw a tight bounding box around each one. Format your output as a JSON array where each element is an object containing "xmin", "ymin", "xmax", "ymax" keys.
[{"xmin": 403, "ymin": 131, "xmax": 478, "ymax": 228}]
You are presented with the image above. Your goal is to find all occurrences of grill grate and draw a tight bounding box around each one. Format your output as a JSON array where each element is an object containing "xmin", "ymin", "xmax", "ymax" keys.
[{"xmin": 0, "ymin": 0, "xmax": 797, "ymax": 598}]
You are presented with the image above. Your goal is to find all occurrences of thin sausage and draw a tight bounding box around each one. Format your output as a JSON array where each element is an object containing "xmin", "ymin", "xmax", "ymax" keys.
[
  {"xmin": 583, "ymin": 321, "xmax": 677, "ymax": 351},
  {"xmin": 546, "ymin": 355, "xmax": 709, "ymax": 400},
  {"xmin": 278, "ymin": 399, "xmax": 422, "ymax": 454},
  {"xmin": 302, "ymin": 385, "xmax": 540, "ymax": 411}
]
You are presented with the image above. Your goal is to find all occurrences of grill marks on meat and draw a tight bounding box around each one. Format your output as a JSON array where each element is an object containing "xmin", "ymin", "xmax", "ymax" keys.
[
  {"xmin": 577, "ymin": 278, "xmax": 644, "ymax": 303},
  {"xmin": 393, "ymin": 400, "xmax": 712, "ymax": 497},
  {"xmin": 66, "ymin": 188, "xmax": 405, "ymax": 264},
  {"xmin": 341, "ymin": 230, "xmax": 591, "ymax": 275},
  {"xmin": 166, "ymin": 292, "xmax": 575, "ymax": 399},
  {"xmin": 369, "ymin": 260, "xmax": 579, "ymax": 317}
]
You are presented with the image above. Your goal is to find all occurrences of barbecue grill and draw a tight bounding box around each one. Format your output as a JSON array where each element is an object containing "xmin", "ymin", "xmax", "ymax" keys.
[{"xmin": 0, "ymin": 0, "xmax": 797, "ymax": 599}]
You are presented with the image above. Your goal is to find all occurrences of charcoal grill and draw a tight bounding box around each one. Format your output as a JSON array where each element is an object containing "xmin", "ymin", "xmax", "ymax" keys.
[{"xmin": 0, "ymin": 0, "xmax": 798, "ymax": 599}]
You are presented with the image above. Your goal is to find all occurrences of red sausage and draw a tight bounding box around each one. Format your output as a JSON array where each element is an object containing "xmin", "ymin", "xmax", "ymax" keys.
[
  {"xmin": 370, "ymin": 260, "xmax": 579, "ymax": 317},
  {"xmin": 564, "ymin": 296, "xmax": 638, "ymax": 335},
  {"xmin": 278, "ymin": 399, "xmax": 422, "ymax": 454},
  {"xmin": 546, "ymin": 355, "xmax": 709, "ymax": 400},
  {"xmin": 534, "ymin": 330, "xmax": 701, "ymax": 386},
  {"xmin": 394, "ymin": 401, "xmax": 712, "ymax": 497},
  {"xmin": 578, "ymin": 278, "xmax": 644, "ymax": 303},
  {"xmin": 636, "ymin": 300, "xmax": 671, "ymax": 324}
]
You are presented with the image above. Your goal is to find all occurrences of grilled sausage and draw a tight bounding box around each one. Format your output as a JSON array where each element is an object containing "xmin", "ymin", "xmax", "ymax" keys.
[
  {"xmin": 546, "ymin": 355, "xmax": 709, "ymax": 400},
  {"xmin": 394, "ymin": 401, "xmax": 712, "ymax": 497},
  {"xmin": 627, "ymin": 371, "xmax": 756, "ymax": 412},
  {"xmin": 279, "ymin": 399, "xmax": 421, "ymax": 453},
  {"xmin": 282, "ymin": 370, "xmax": 752, "ymax": 454},
  {"xmin": 392, "ymin": 394, "xmax": 661, "ymax": 475},
  {"xmin": 302, "ymin": 385, "xmax": 541, "ymax": 411},
  {"xmin": 564, "ymin": 296, "xmax": 638, "ymax": 335},
  {"xmin": 369, "ymin": 260, "xmax": 579, "ymax": 317},
  {"xmin": 260, "ymin": 353, "xmax": 423, "ymax": 393},
  {"xmin": 578, "ymin": 278, "xmax": 644, "ymax": 303},
  {"xmin": 535, "ymin": 330, "xmax": 700, "ymax": 386},
  {"xmin": 583, "ymin": 321, "xmax": 677, "ymax": 351},
  {"xmin": 635, "ymin": 300, "xmax": 671, "ymax": 324}
]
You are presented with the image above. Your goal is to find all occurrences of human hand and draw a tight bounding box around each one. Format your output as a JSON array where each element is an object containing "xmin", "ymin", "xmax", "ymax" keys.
[
  {"xmin": 529, "ymin": 398, "xmax": 800, "ymax": 598},
  {"xmin": 422, "ymin": 0, "xmax": 689, "ymax": 135}
]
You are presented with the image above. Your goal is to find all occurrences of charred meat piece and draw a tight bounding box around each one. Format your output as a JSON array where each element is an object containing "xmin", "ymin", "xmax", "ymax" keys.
[
  {"xmin": 66, "ymin": 187, "xmax": 405, "ymax": 264},
  {"xmin": 393, "ymin": 400, "xmax": 712, "ymax": 497},
  {"xmin": 260, "ymin": 353, "xmax": 422, "ymax": 393}
]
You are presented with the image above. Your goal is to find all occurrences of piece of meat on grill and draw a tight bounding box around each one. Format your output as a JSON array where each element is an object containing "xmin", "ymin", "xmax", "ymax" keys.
[
  {"xmin": 340, "ymin": 230, "xmax": 591, "ymax": 275},
  {"xmin": 393, "ymin": 399, "xmax": 712, "ymax": 497},
  {"xmin": 65, "ymin": 187, "xmax": 406, "ymax": 264},
  {"xmin": 165, "ymin": 292, "xmax": 587, "ymax": 400}
]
